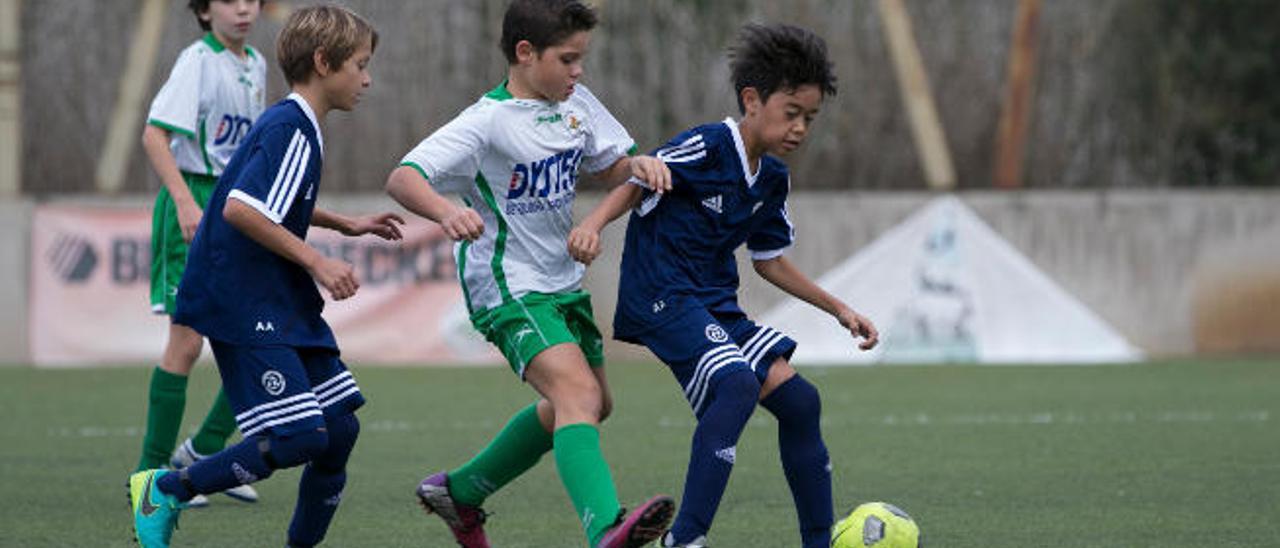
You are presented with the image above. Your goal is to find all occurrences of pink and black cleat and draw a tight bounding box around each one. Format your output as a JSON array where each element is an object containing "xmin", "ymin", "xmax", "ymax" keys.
[
  {"xmin": 415, "ymin": 472, "xmax": 490, "ymax": 548},
  {"xmin": 597, "ymin": 495, "xmax": 676, "ymax": 548}
]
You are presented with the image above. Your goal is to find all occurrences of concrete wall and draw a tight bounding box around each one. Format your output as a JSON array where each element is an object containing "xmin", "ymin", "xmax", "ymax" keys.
[
  {"xmin": 575, "ymin": 190, "xmax": 1280, "ymax": 358},
  {"xmin": 0, "ymin": 198, "xmax": 29, "ymax": 364},
  {"xmin": 4, "ymin": 190, "xmax": 1278, "ymax": 364}
]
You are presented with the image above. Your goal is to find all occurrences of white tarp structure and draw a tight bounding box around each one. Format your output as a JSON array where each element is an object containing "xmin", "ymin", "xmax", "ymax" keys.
[{"xmin": 762, "ymin": 195, "xmax": 1143, "ymax": 364}]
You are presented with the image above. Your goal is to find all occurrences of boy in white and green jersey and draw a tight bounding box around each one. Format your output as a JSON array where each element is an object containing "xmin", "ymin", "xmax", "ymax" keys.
[
  {"xmin": 386, "ymin": 1, "xmax": 674, "ymax": 546},
  {"xmin": 132, "ymin": 0, "xmax": 266, "ymax": 506}
]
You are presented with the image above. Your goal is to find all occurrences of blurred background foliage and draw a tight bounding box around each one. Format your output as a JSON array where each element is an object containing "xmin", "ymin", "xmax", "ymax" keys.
[
  {"xmin": 1120, "ymin": 0, "xmax": 1280, "ymax": 186},
  {"xmin": 20, "ymin": 0, "xmax": 1280, "ymax": 193}
]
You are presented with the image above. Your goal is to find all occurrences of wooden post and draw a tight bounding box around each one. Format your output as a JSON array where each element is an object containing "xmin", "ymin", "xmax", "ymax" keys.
[
  {"xmin": 96, "ymin": 0, "xmax": 167, "ymax": 194},
  {"xmin": 877, "ymin": 0, "xmax": 956, "ymax": 190},
  {"xmin": 993, "ymin": 0, "xmax": 1041, "ymax": 189},
  {"xmin": 0, "ymin": 0, "xmax": 20, "ymax": 196}
]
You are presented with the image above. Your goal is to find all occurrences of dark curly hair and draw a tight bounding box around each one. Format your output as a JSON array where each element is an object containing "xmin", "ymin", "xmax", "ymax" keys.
[{"xmin": 729, "ymin": 23, "xmax": 838, "ymax": 113}]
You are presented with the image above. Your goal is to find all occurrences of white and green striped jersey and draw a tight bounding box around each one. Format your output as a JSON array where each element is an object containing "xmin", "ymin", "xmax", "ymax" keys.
[
  {"xmin": 401, "ymin": 82, "xmax": 637, "ymax": 312},
  {"xmin": 147, "ymin": 33, "xmax": 267, "ymax": 178}
]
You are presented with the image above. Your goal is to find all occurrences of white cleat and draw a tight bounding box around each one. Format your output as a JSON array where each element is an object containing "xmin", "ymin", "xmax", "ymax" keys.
[
  {"xmin": 170, "ymin": 438, "xmax": 260, "ymax": 504},
  {"xmin": 656, "ymin": 532, "xmax": 708, "ymax": 547}
]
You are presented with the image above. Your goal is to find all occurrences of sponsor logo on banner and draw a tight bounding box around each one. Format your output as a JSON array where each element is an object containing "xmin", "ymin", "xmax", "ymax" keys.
[
  {"xmin": 29, "ymin": 206, "xmax": 498, "ymax": 366},
  {"xmin": 45, "ymin": 233, "xmax": 99, "ymax": 283}
]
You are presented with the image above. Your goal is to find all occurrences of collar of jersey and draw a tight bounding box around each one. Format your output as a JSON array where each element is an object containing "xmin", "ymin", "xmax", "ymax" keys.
[
  {"xmin": 286, "ymin": 92, "xmax": 324, "ymax": 158},
  {"xmin": 485, "ymin": 80, "xmax": 514, "ymax": 101},
  {"xmin": 202, "ymin": 32, "xmax": 256, "ymax": 60},
  {"xmin": 723, "ymin": 117, "xmax": 760, "ymax": 187},
  {"xmin": 202, "ymin": 32, "xmax": 225, "ymax": 53},
  {"xmin": 484, "ymin": 79, "xmax": 564, "ymax": 107}
]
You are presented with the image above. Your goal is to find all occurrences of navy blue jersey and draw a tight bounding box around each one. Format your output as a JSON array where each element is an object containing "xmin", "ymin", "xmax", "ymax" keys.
[
  {"xmin": 614, "ymin": 118, "xmax": 794, "ymax": 340},
  {"xmin": 175, "ymin": 93, "xmax": 335, "ymax": 349}
]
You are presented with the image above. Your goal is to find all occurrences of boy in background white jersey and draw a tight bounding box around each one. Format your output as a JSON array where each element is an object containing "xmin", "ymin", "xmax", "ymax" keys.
[
  {"xmin": 133, "ymin": 0, "xmax": 266, "ymax": 507},
  {"xmin": 385, "ymin": 1, "xmax": 674, "ymax": 546}
]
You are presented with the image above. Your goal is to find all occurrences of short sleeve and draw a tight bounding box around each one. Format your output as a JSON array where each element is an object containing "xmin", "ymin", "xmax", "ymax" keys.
[
  {"xmin": 747, "ymin": 177, "xmax": 795, "ymax": 260},
  {"xmin": 228, "ymin": 125, "xmax": 313, "ymax": 224},
  {"xmin": 400, "ymin": 106, "xmax": 488, "ymax": 195},
  {"xmin": 577, "ymin": 85, "xmax": 636, "ymax": 174},
  {"xmin": 147, "ymin": 47, "xmax": 204, "ymax": 137},
  {"xmin": 654, "ymin": 129, "xmax": 716, "ymax": 191}
]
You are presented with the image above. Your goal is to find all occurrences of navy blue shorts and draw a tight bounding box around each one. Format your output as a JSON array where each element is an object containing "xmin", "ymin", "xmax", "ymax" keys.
[
  {"xmin": 630, "ymin": 309, "xmax": 796, "ymax": 417},
  {"xmin": 209, "ymin": 340, "xmax": 365, "ymax": 438}
]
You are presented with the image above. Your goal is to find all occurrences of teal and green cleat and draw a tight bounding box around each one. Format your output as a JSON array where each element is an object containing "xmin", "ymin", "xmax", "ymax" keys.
[{"xmin": 129, "ymin": 469, "xmax": 183, "ymax": 548}]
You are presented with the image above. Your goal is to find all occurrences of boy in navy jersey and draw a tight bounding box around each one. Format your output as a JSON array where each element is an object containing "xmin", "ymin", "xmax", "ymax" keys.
[
  {"xmin": 570, "ymin": 24, "xmax": 880, "ymax": 548},
  {"xmin": 129, "ymin": 6, "xmax": 403, "ymax": 547}
]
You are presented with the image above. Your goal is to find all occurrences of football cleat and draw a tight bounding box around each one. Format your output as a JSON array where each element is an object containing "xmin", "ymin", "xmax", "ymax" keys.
[
  {"xmin": 129, "ymin": 469, "xmax": 182, "ymax": 548},
  {"xmin": 415, "ymin": 472, "xmax": 491, "ymax": 548},
  {"xmin": 598, "ymin": 495, "xmax": 676, "ymax": 548},
  {"xmin": 655, "ymin": 531, "xmax": 709, "ymax": 547}
]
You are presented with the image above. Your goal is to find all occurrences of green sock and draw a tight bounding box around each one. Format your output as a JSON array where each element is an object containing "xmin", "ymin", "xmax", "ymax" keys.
[
  {"xmin": 135, "ymin": 367, "xmax": 188, "ymax": 472},
  {"xmin": 448, "ymin": 403, "xmax": 553, "ymax": 506},
  {"xmin": 554, "ymin": 423, "xmax": 621, "ymax": 547},
  {"xmin": 190, "ymin": 389, "xmax": 237, "ymax": 456}
]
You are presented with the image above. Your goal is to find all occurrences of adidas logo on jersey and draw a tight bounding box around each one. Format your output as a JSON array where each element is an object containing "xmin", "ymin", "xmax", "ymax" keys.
[{"xmin": 701, "ymin": 194, "xmax": 723, "ymax": 214}]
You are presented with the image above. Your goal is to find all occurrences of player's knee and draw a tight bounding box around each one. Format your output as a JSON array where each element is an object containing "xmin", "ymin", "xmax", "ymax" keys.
[
  {"xmin": 710, "ymin": 370, "xmax": 762, "ymax": 416},
  {"xmin": 597, "ymin": 395, "xmax": 613, "ymax": 423},
  {"xmin": 551, "ymin": 378, "xmax": 604, "ymax": 420},
  {"xmin": 263, "ymin": 427, "xmax": 330, "ymax": 469},
  {"xmin": 763, "ymin": 375, "xmax": 822, "ymax": 423},
  {"xmin": 312, "ymin": 414, "xmax": 360, "ymax": 473}
]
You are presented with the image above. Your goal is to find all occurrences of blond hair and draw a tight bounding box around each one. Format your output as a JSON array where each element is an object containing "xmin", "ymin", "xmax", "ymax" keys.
[{"xmin": 276, "ymin": 4, "xmax": 378, "ymax": 85}]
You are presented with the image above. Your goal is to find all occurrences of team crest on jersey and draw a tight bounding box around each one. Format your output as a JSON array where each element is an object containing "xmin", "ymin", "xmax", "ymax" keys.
[
  {"xmin": 705, "ymin": 324, "xmax": 729, "ymax": 343},
  {"xmin": 261, "ymin": 370, "xmax": 286, "ymax": 395}
]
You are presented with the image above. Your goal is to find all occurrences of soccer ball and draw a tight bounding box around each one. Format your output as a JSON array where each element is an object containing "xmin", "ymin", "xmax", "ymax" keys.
[{"xmin": 831, "ymin": 502, "xmax": 921, "ymax": 548}]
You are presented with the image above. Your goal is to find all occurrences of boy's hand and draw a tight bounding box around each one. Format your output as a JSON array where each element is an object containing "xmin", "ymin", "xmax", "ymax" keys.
[
  {"xmin": 630, "ymin": 155, "xmax": 672, "ymax": 194},
  {"xmin": 309, "ymin": 256, "xmax": 359, "ymax": 301},
  {"xmin": 442, "ymin": 207, "xmax": 485, "ymax": 241},
  {"xmin": 568, "ymin": 224, "xmax": 602, "ymax": 265},
  {"xmin": 176, "ymin": 201, "xmax": 204, "ymax": 243},
  {"xmin": 343, "ymin": 212, "xmax": 406, "ymax": 240},
  {"xmin": 837, "ymin": 308, "xmax": 879, "ymax": 350}
]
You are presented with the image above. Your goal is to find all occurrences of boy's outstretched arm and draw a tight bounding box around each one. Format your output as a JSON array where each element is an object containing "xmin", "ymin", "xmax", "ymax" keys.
[
  {"xmin": 311, "ymin": 208, "xmax": 406, "ymax": 240},
  {"xmin": 568, "ymin": 182, "xmax": 645, "ymax": 265},
  {"xmin": 568, "ymin": 154, "xmax": 671, "ymax": 265},
  {"xmin": 753, "ymin": 255, "xmax": 879, "ymax": 350},
  {"xmin": 223, "ymin": 199, "xmax": 360, "ymax": 301},
  {"xmin": 385, "ymin": 165, "xmax": 484, "ymax": 242},
  {"xmin": 591, "ymin": 155, "xmax": 672, "ymax": 194}
]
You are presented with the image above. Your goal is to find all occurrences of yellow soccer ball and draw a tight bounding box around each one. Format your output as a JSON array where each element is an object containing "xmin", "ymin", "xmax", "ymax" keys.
[{"xmin": 831, "ymin": 502, "xmax": 921, "ymax": 548}]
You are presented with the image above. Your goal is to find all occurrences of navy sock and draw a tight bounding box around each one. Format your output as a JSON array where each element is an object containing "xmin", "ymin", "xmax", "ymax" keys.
[
  {"xmin": 288, "ymin": 414, "xmax": 359, "ymax": 547},
  {"xmin": 761, "ymin": 376, "xmax": 833, "ymax": 548},
  {"xmin": 669, "ymin": 370, "xmax": 759, "ymax": 544},
  {"xmin": 157, "ymin": 428, "xmax": 328, "ymax": 502}
]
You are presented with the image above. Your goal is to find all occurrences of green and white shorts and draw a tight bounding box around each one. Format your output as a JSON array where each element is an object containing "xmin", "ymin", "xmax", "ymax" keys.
[
  {"xmin": 149, "ymin": 172, "xmax": 216, "ymax": 314},
  {"xmin": 470, "ymin": 290, "xmax": 605, "ymax": 378}
]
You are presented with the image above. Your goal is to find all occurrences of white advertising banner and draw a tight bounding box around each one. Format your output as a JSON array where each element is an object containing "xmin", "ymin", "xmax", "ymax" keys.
[
  {"xmin": 29, "ymin": 205, "xmax": 498, "ymax": 367},
  {"xmin": 762, "ymin": 196, "xmax": 1143, "ymax": 365}
]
